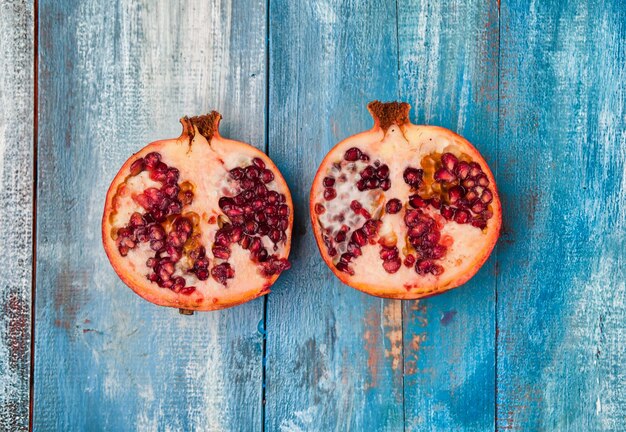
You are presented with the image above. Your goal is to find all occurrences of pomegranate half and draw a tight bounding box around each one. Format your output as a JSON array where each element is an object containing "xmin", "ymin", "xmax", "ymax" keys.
[
  {"xmin": 310, "ymin": 101, "xmax": 501, "ymax": 299},
  {"xmin": 102, "ymin": 112, "xmax": 292, "ymax": 311}
]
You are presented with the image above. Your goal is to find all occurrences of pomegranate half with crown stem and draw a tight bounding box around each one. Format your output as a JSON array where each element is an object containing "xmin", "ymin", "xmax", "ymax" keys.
[
  {"xmin": 102, "ymin": 111, "xmax": 292, "ymax": 311},
  {"xmin": 310, "ymin": 101, "xmax": 501, "ymax": 299}
]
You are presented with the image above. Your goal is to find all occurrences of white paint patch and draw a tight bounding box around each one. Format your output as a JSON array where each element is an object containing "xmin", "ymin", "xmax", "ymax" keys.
[{"xmin": 279, "ymin": 406, "xmax": 319, "ymax": 432}]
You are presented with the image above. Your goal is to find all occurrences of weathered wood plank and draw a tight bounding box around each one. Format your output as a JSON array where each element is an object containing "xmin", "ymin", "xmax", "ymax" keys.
[
  {"xmin": 497, "ymin": 0, "xmax": 626, "ymax": 430},
  {"xmin": 34, "ymin": 0, "xmax": 266, "ymax": 430},
  {"xmin": 0, "ymin": 1, "xmax": 34, "ymax": 430},
  {"xmin": 265, "ymin": 1, "xmax": 404, "ymax": 430},
  {"xmin": 397, "ymin": 1, "xmax": 499, "ymax": 430}
]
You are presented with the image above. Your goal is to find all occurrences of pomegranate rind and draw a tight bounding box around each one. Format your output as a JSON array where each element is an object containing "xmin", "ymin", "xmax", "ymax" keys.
[
  {"xmin": 309, "ymin": 102, "xmax": 501, "ymax": 299},
  {"xmin": 103, "ymin": 114, "xmax": 293, "ymax": 311}
]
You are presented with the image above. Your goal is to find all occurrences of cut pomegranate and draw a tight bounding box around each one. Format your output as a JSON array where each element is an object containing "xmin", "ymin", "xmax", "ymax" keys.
[
  {"xmin": 103, "ymin": 111, "xmax": 293, "ymax": 311},
  {"xmin": 309, "ymin": 101, "xmax": 501, "ymax": 299}
]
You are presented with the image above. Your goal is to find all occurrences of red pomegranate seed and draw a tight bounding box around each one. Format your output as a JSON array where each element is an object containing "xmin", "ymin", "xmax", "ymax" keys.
[
  {"xmin": 258, "ymin": 224, "xmax": 270, "ymax": 236},
  {"xmin": 351, "ymin": 229, "xmax": 367, "ymax": 246},
  {"xmin": 270, "ymin": 229, "xmax": 282, "ymax": 243},
  {"xmin": 365, "ymin": 178, "xmax": 379, "ymax": 189},
  {"xmin": 244, "ymin": 220, "xmax": 258, "ymax": 235},
  {"xmin": 404, "ymin": 254, "xmax": 416, "ymax": 267},
  {"xmin": 340, "ymin": 252, "xmax": 354, "ymax": 263},
  {"xmin": 212, "ymin": 245, "xmax": 231, "ymax": 260},
  {"xmin": 225, "ymin": 206, "xmax": 244, "ymax": 218},
  {"xmin": 344, "ymin": 242, "xmax": 360, "ymax": 257},
  {"xmin": 469, "ymin": 162, "xmax": 482, "ymax": 177},
  {"xmin": 144, "ymin": 152, "xmax": 161, "ymax": 169},
  {"xmin": 196, "ymin": 268, "xmax": 209, "ymax": 281},
  {"xmin": 150, "ymin": 239, "xmax": 165, "ymax": 251},
  {"xmin": 255, "ymin": 184, "xmax": 268, "ymax": 198},
  {"xmin": 211, "ymin": 263, "xmax": 235, "ymax": 285},
  {"xmin": 230, "ymin": 167, "xmax": 245, "ymax": 180},
  {"xmin": 135, "ymin": 227, "xmax": 149, "ymax": 242},
  {"xmin": 267, "ymin": 191, "xmax": 279, "ymax": 204},
  {"xmin": 383, "ymin": 258, "xmax": 401, "ymax": 274},
  {"xmin": 148, "ymin": 224, "xmax": 165, "ymax": 240},
  {"xmin": 323, "ymin": 176, "xmax": 335, "ymax": 187},
  {"xmin": 360, "ymin": 153, "xmax": 370, "ymax": 162},
  {"xmin": 163, "ymin": 184, "xmax": 180, "ymax": 199},
  {"xmin": 324, "ymin": 188, "xmax": 337, "ymax": 201},
  {"xmin": 440, "ymin": 205, "xmax": 455, "ymax": 220},
  {"xmin": 363, "ymin": 219, "xmax": 380, "ymax": 236},
  {"xmin": 380, "ymin": 179, "xmax": 391, "ymax": 191},
  {"xmin": 471, "ymin": 201, "xmax": 485, "ymax": 214},
  {"xmin": 350, "ymin": 200, "xmax": 362, "ymax": 211},
  {"xmin": 455, "ymin": 161, "xmax": 471, "ymax": 179},
  {"xmin": 376, "ymin": 164, "xmax": 390, "ymax": 179},
  {"xmin": 129, "ymin": 212, "xmax": 145, "ymax": 227},
  {"xmin": 335, "ymin": 262, "xmax": 354, "ymax": 275},
  {"xmin": 179, "ymin": 286, "xmax": 196, "ymax": 295},
  {"xmin": 404, "ymin": 209, "xmax": 422, "ymax": 227},
  {"xmin": 241, "ymin": 178, "xmax": 255, "ymax": 190},
  {"xmin": 328, "ymin": 247, "xmax": 337, "ymax": 257},
  {"xmin": 118, "ymin": 245, "xmax": 129, "ymax": 256},
  {"xmin": 250, "ymin": 238, "xmax": 262, "ymax": 253},
  {"xmin": 361, "ymin": 166, "xmax": 376, "ymax": 180},
  {"xmin": 454, "ymin": 209, "xmax": 470, "ymax": 224},
  {"xmin": 278, "ymin": 205, "xmax": 290, "ymax": 217},
  {"xmin": 431, "ymin": 244, "xmax": 447, "ymax": 259},
  {"xmin": 240, "ymin": 235, "xmax": 252, "ymax": 250},
  {"xmin": 266, "ymin": 206, "xmax": 277, "ymax": 216},
  {"xmin": 431, "ymin": 264, "xmax": 444, "ymax": 276},
  {"xmin": 171, "ymin": 276, "xmax": 185, "ymax": 292},
  {"xmin": 403, "ymin": 167, "xmax": 423, "ymax": 187},
  {"xmin": 245, "ymin": 165, "xmax": 260, "ymax": 180},
  {"xmin": 409, "ymin": 195, "xmax": 427, "ymax": 208},
  {"xmin": 481, "ymin": 190, "xmax": 493, "ymax": 204},
  {"xmin": 482, "ymin": 208, "xmax": 494, "ymax": 220},
  {"xmin": 434, "ymin": 168, "xmax": 456, "ymax": 183},
  {"xmin": 471, "ymin": 218, "xmax": 487, "ymax": 229},
  {"xmin": 385, "ymin": 198, "xmax": 402, "ymax": 214},
  {"xmin": 466, "ymin": 189, "xmax": 478, "ymax": 202},
  {"xmin": 462, "ymin": 178, "xmax": 476, "ymax": 189},
  {"xmin": 415, "ymin": 259, "xmax": 432, "ymax": 275},
  {"xmin": 447, "ymin": 186, "xmax": 464, "ymax": 204},
  {"xmin": 130, "ymin": 158, "xmax": 145, "ymax": 175},
  {"xmin": 260, "ymin": 170, "xmax": 275, "ymax": 183},
  {"xmin": 408, "ymin": 222, "xmax": 429, "ymax": 238},
  {"xmin": 314, "ymin": 203, "xmax": 325, "ymax": 215},
  {"xmin": 166, "ymin": 168, "xmax": 179, "ymax": 184},
  {"xmin": 252, "ymin": 157, "xmax": 266, "ymax": 169},
  {"xmin": 424, "ymin": 230, "xmax": 441, "ymax": 246},
  {"xmin": 356, "ymin": 179, "xmax": 366, "ymax": 191},
  {"xmin": 476, "ymin": 174, "xmax": 489, "ymax": 187},
  {"xmin": 255, "ymin": 248, "xmax": 269, "ymax": 262},
  {"xmin": 441, "ymin": 153, "xmax": 458, "ymax": 171},
  {"xmin": 219, "ymin": 197, "xmax": 234, "ymax": 210},
  {"xmin": 380, "ymin": 247, "xmax": 399, "ymax": 261},
  {"xmin": 150, "ymin": 162, "xmax": 168, "ymax": 182},
  {"xmin": 344, "ymin": 147, "xmax": 362, "ymax": 161},
  {"xmin": 335, "ymin": 231, "xmax": 346, "ymax": 242},
  {"xmin": 168, "ymin": 231, "xmax": 187, "ymax": 248}
]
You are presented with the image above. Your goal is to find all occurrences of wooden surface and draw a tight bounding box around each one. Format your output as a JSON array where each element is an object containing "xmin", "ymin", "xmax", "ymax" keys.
[
  {"xmin": 0, "ymin": 0, "xmax": 624, "ymax": 430},
  {"xmin": 0, "ymin": 0, "xmax": 34, "ymax": 431}
]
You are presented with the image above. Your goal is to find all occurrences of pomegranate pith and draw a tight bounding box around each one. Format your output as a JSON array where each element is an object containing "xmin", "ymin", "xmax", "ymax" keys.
[
  {"xmin": 309, "ymin": 101, "xmax": 501, "ymax": 299},
  {"xmin": 103, "ymin": 112, "xmax": 293, "ymax": 311}
]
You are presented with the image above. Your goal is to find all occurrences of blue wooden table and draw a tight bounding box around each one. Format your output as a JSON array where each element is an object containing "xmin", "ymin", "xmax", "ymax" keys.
[{"xmin": 1, "ymin": 0, "xmax": 624, "ymax": 430}]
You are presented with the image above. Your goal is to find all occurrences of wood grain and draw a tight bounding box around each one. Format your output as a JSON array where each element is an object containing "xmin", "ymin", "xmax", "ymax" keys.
[
  {"xmin": 33, "ymin": 0, "xmax": 266, "ymax": 430},
  {"xmin": 497, "ymin": 0, "xmax": 626, "ymax": 429},
  {"xmin": 264, "ymin": 0, "xmax": 404, "ymax": 430},
  {"xmin": 0, "ymin": 1, "xmax": 34, "ymax": 430},
  {"xmin": 397, "ymin": 1, "xmax": 499, "ymax": 430}
]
